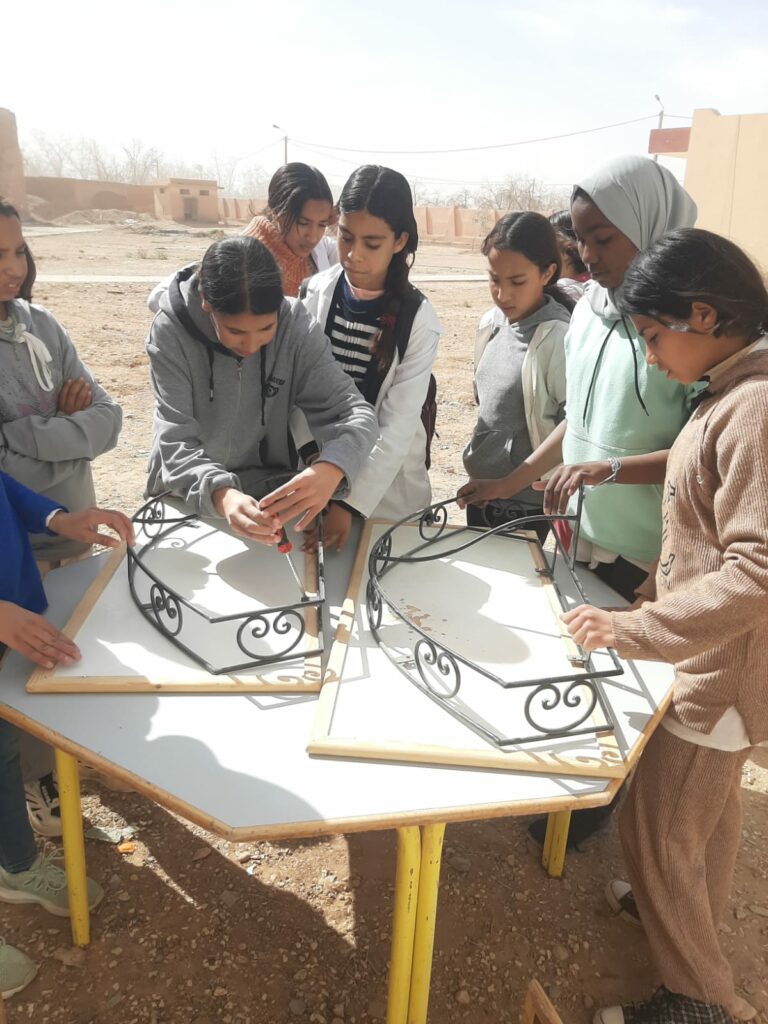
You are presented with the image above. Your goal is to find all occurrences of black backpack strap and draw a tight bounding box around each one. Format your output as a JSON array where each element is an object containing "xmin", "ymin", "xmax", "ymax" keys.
[
  {"xmin": 393, "ymin": 286, "xmax": 426, "ymax": 363},
  {"xmin": 357, "ymin": 286, "xmax": 426, "ymax": 404}
]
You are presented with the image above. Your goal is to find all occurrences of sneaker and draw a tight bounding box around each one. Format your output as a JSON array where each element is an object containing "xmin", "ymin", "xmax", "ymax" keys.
[
  {"xmin": 605, "ymin": 879, "xmax": 642, "ymax": 928},
  {"xmin": 0, "ymin": 938, "xmax": 37, "ymax": 999},
  {"xmin": 0, "ymin": 851, "xmax": 103, "ymax": 917},
  {"xmin": 593, "ymin": 987, "xmax": 733, "ymax": 1024},
  {"xmin": 24, "ymin": 772, "xmax": 62, "ymax": 837}
]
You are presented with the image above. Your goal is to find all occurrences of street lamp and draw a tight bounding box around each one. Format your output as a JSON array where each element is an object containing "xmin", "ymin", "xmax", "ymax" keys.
[
  {"xmin": 653, "ymin": 95, "xmax": 664, "ymax": 162},
  {"xmin": 272, "ymin": 124, "xmax": 288, "ymax": 164}
]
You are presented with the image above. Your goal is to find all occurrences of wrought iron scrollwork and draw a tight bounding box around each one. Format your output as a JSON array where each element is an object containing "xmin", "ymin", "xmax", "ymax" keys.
[
  {"xmin": 127, "ymin": 494, "xmax": 325, "ymax": 675},
  {"xmin": 524, "ymin": 680, "xmax": 598, "ymax": 736},
  {"xmin": 365, "ymin": 493, "xmax": 621, "ymax": 748},
  {"xmin": 414, "ymin": 638, "xmax": 461, "ymax": 699},
  {"xmin": 236, "ymin": 610, "xmax": 306, "ymax": 661},
  {"xmin": 149, "ymin": 582, "xmax": 183, "ymax": 637}
]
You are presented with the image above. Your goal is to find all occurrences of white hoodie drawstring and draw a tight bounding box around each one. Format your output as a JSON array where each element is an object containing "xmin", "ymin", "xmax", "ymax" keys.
[{"xmin": 12, "ymin": 322, "xmax": 54, "ymax": 392}]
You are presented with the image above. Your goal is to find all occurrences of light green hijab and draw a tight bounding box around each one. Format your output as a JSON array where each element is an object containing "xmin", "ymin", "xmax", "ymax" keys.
[{"xmin": 574, "ymin": 154, "xmax": 697, "ymax": 316}]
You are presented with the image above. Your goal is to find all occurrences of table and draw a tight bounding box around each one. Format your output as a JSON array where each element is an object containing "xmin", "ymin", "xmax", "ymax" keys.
[{"xmin": 0, "ymin": 523, "xmax": 673, "ymax": 1024}]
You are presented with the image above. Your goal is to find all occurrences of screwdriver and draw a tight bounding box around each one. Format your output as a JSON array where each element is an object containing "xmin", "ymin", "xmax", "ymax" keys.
[{"xmin": 277, "ymin": 526, "xmax": 308, "ymax": 602}]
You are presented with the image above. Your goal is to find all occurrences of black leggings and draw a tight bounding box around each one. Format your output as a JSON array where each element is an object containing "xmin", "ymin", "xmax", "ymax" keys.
[{"xmin": 591, "ymin": 557, "xmax": 649, "ymax": 604}]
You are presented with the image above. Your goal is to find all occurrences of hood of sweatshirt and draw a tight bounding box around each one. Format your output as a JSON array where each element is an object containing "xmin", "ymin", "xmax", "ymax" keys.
[
  {"xmin": 705, "ymin": 338, "xmax": 768, "ymax": 397},
  {"xmin": 516, "ymin": 293, "xmax": 571, "ymax": 337}
]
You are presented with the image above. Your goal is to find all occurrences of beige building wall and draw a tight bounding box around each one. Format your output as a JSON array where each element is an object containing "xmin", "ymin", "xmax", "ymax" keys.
[
  {"xmin": 155, "ymin": 179, "xmax": 219, "ymax": 223},
  {"xmin": 683, "ymin": 108, "xmax": 768, "ymax": 270},
  {"xmin": 0, "ymin": 108, "xmax": 27, "ymax": 214},
  {"xmin": 25, "ymin": 176, "xmax": 155, "ymax": 217}
]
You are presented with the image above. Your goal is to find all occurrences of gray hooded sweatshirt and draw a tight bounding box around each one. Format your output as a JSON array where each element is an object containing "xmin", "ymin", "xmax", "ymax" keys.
[
  {"xmin": 145, "ymin": 268, "xmax": 378, "ymax": 516},
  {"xmin": 463, "ymin": 295, "xmax": 571, "ymax": 506},
  {"xmin": 0, "ymin": 299, "xmax": 122, "ymax": 560}
]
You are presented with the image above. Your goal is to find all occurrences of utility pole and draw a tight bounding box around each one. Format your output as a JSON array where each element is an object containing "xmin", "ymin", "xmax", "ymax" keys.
[
  {"xmin": 653, "ymin": 95, "xmax": 664, "ymax": 162},
  {"xmin": 272, "ymin": 124, "xmax": 288, "ymax": 164}
]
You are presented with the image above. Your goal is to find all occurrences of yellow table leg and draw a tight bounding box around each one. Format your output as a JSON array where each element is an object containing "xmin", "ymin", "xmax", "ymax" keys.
[
  {"xmin": 54, "ymin": 749, "xmax": 90, "ymax": 946},
  {"xmin": 407, "ymin": 823, "xmax": 445, "ymax": 1024},
  {"xmin": 386, "ymin": 827, "xmax": 422, "ymax": 1024},
  {"xmin": 542, "ymin": 810, "xmax": 571, "ymax": 879}
]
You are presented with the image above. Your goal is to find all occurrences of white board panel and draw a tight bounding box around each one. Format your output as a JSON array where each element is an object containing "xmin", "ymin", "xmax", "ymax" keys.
[
  {"xmin": 309, "ymin": 522, "xmax": 675, "ymax": 779},
  {"xmin": 27, "ymin": 508, "xmax": 321, "ymax": 694}
]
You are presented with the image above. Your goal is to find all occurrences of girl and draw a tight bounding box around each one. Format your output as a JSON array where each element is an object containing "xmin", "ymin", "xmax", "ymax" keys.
[
  {"xmin": 463, "ymin": 211, "xmax": 572, "ymax": 536},
  {"xmin": 242, "ymin": 163, "xmax": 337, "ymax": 297},
  {"xmin": 458, "ymin": 155, "xmax": 697, "ymax": 849},
  {"xmin": 459, "ymin": 156, "xmax": 697, "ymax": 600},
  {"xmin": 0, "ymin": 473, "xmax": 130, "ymax": 997},
  {"xmin": 549, "ymin": 209, "xmax": 589, "ymax": 301},
  {"xmin": 282, "ymin": 165, "xmax": 442, "ymax": 551},
  {"xmin": 0, "ymin": 200, "xmax": 123, "ymax": 565},
  {"xmin": 565, "ymin": 228, "xmax": 768, "ymax": 1024},
  {"xmin": 0, "ymin": 198, "xmax": 123, "ymax": 837},
  {"xmin": 145, "ymin": 235, "xmax": 377, "ymax": 541}
]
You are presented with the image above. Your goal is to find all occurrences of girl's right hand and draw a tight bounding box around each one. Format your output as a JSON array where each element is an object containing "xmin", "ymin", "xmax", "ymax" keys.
[
  {"xmin": 456, "ymin": 477, "xmax": 506, "ymax": 508},
  {"xmin": 0, "ymin": 601, "xmax": 81, "ymax": 669},
  {"xmin": 213, "ymin": 487, "xmax": 282, "ymax": 545},
  {"xmin": 532, "ymin": 461, "xmax": 612, "ymax": 515},
  {"xmin": 57, "ymin": 378, "xmax": 93, "ymax": 415}
]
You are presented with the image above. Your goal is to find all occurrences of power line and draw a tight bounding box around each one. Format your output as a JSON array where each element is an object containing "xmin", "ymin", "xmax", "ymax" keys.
[
  {"xmin": 293, "ymin": 114, "xmax": 662, "ymax": 157},
  {"xmin": 293, "ymin": 141, "xmax": 571, "ymax": 189}
]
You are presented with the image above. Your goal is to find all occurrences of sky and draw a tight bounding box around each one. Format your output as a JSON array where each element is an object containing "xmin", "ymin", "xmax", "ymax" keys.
[{"xmin": 4, "ymin": 0, "xmax": 768, "ymax": 197}]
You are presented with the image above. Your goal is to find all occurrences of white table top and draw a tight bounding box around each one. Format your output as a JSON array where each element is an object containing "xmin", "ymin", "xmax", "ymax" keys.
[{"xmin": 0, "ymin": 523, "xmax": 674, "ymax": 840}]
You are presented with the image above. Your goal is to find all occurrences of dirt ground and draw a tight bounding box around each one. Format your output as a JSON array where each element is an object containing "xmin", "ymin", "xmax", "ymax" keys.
[{"xmin": 4, "ymin": 224, "xmax": 767, "ymax": 1024}]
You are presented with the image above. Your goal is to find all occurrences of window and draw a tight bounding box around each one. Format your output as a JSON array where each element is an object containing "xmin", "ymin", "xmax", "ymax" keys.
[
  {"xmin": 180, "ymin": 188, "xmax": 190, "ymax": 195},
  {"xmin": 159, "ymin": 188, "xmax": 165, "ymax": 194},
  {"xmin": 199, "ymin": 189, "xmax": 210, "ymax": 196}
]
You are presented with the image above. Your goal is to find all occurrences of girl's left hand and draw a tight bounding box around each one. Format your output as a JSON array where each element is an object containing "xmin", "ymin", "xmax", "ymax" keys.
[
  {"xmin": 49, "ymin": 507, "xmax": 135, "ymax": 548},
  {"xmin": 322, "ymin": 502, "xmax": 353, "ymax": 553},
  {"xmin": 57, "ymin": 378, "xmax": 93, "ymax": 415},
  {"xmin": 260, "ymin": 462, "xmax": 345, "ymax": 532},
  {"xmin": 561, "ymin": 604, "xmax": 615, "ymax": 652}
]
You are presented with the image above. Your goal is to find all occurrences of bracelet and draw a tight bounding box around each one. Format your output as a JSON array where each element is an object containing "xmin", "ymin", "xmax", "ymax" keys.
[{"xmin": 604, "ymin": 457, "xmax": 622, "ymax": 485}]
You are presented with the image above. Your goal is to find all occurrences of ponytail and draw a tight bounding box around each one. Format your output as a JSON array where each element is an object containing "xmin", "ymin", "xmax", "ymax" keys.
[{"xmin": 338, "ymin": 166, "xmax": 418, "ymax": 370}]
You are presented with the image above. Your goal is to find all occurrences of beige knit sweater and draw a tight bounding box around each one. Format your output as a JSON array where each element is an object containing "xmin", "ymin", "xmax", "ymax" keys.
[{"xmin": 612, "ymin": 346, "xmax": 768, "ymax": 744}]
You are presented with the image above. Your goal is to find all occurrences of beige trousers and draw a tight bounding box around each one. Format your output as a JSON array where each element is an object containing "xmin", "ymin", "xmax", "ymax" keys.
[{"xmin": 619, "ymin": 726, "xmax": 751, "ymax": 1011}]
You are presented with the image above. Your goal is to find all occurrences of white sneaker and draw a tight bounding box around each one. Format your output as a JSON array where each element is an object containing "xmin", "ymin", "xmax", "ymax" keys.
[
  {"xmin": 604, "ymin": 879, "xmax": 642, "ymax": 928},
  {"xmin": 24, "ymin": 772, "xmax": 62, "ymax": 838}
]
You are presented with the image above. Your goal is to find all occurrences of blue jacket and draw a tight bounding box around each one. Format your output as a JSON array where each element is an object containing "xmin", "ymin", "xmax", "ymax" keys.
[{"xmin": 0, "ymin": 471, "xmax": 62, "ymax": 614}]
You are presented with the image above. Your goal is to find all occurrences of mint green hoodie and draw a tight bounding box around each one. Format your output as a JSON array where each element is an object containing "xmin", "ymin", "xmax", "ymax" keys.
[
  {"xmin": 562, "ymin": 155, "xmax": 698, "ymax": 565},
  {"xmin": 562, "ymin": 287, "xmax": 692, "ymax": 564}
]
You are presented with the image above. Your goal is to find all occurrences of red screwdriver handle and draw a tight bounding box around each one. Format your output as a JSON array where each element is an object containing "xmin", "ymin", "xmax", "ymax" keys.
[{"xmin": 277, "ymin": 526, "xmax": 292, "ymax": 555}]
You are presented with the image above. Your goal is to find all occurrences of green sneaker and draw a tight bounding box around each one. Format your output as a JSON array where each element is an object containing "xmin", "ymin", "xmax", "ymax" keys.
[
  {"xmin": 0, "ymin": 938, "xmax": 38, "ymax": 998},
  {"xmin": 0, "ymin": 852, "xmax": 103, "ymax": 917}
]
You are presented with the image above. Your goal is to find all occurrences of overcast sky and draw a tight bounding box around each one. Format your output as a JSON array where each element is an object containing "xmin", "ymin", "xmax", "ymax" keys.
[{"xmin": 4, "ymin": 0, "xmax": 768, "ymax": 194}]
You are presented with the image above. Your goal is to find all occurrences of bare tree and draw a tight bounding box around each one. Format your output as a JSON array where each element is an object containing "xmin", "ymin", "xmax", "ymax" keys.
[
  {"xmin": 22, "ymin": 131, "xmax": 73, "ymax": 177},
  {"xmin": 121, "ymin": 139, "xmax": 163, "ymax": 185},
  {"xmin": 473, "ymin": 174, "xmax": 570, "ymax": 213}
]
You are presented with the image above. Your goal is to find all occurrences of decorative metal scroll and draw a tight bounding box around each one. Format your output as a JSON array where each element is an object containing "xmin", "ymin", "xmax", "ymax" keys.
[
  {"xmin": 126, "ymin": 495, "xmax": 325, "ymax": 675},
  {"xmin": 366, "ymin": 493, "xmax": 622, "ymax": 749}
]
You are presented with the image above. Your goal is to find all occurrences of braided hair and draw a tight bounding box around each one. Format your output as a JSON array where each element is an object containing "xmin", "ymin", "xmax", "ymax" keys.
[{"xmin": 337, "ymin": 165, "xmax": 418, "ymax": 370}]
